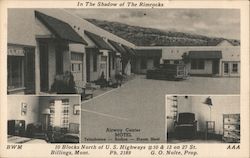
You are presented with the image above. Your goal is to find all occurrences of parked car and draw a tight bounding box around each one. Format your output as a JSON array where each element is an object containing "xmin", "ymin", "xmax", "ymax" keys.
[{"xmin": 146, "ymin": 64, "xmax": 188, "ymax": 80}]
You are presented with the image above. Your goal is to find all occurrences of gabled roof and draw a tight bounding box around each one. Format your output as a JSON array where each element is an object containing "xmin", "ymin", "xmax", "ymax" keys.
[
  {"xmin": 108, "ymin": 40, "xmax": 126, "ymax": 53},
  {"xmin": 85, "ymin": 31, "xmax": 113, "ymax": 51},
  {"xmin": 122, "ymin": 44, "xmax": 136, "ymax": 56},
  {"xmin": 188, "ymin": 51, "xmax": 222, "ymax": 59},
  {"xmin": 135, "ymin": 49, "xmax": 162, "ymax": 57},
  {"xmin": 35, "ymin": 11, "xmax": 88, "ymax": 45}
]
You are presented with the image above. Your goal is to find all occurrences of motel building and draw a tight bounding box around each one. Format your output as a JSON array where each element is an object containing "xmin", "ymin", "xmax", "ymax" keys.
[
  {"xmin": 7, "ymin": 9, "xmax": 135, "ymax": 95},
  {"xmin": 134, "ymin": 40, "xmax": 240, "ymax": 77}
]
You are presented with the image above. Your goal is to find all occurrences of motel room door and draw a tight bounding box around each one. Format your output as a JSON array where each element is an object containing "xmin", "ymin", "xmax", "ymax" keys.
[
  {"xmin": 223, "ymin": 62, "xmax": 229, "ymax": 76},
  {"xmin": 100, "ymin": 56, "xmax": 108, "ymax": 79},
  {"xmin": 108, "ymin": 54, "xmax": 112, "ymax": 78},
  {"xmin": 212, "ymin": 60, "xmax": 219, "ymax": 75},
  {"xmin": 86, "ymin": 53, "xmax": 90, "ymax": 82},
  {"xmin": 39, "ymin": 42, "xmax": 49, "ymax": 92},
  {"xmin": 24, "ymin": 48, "xmax": 35, "ymax": 94},
  {"xmin": 71, "ymin": 52, "xmax": 84, "ymax": 84}
]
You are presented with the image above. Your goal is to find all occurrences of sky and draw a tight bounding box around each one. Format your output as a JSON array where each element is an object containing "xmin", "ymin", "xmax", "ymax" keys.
[{"xmin": 68, "ymin": 9, "xmax": 240, "ymax": 40}]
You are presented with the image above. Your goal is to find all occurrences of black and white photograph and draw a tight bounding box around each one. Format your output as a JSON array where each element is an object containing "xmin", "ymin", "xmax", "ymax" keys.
[
  {"xmin": 2, "ymin": 1, "xmax": 249, "ymax": 157},
  {"xmin": 7, "ymin": 95, "xmax": 80, "ymax": 143},
  {"xmin": 166, "ymin": 95, "xmax": 240, "ymax": 143},
  {"xmin": 7, "ymin": 8, "xmax": 240, "ymax": 96},
  {"xmin": 6, "ymin": 8, "xmax": 241, "ymax": 143}
]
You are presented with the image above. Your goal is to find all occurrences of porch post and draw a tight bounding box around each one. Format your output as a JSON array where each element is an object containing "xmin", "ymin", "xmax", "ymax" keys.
[
  {"xmin": 83, "ymin": 51, "xmax": 87, "ymax": 84},
  {"xmin": 107, "ymin": 52, "xmax": 109, "ymax": 81},
  {"xmin": 219, "ymin": 60, "xmax": 222, "ymax": 76},
  {"xmin": 35, "ymin": 41, "xmax": 41, "ymax": 94}
]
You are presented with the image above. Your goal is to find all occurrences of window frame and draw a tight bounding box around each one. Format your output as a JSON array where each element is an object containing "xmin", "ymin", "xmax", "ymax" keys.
[
  {"xmin": 7, "ymin": 56, "xmax": 25, "ymax": 90},
  {"xmin": 232, "ymin": 63, "xmax": 238, "ymax": 73},
  {"xmin": 191, "ymin": 59, "xmax": 205, "ymax": 70}
]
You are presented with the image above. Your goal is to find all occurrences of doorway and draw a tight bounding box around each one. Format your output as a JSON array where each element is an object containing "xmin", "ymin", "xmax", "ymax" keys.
[
  {"xmin": 100, "ymin": 56, "xmax": 107, "ymax": 80},
  {"xmin": 39, "ymin": 42, "xmax": 49, "ymax": 92},
  {"xmin": 86, "ymin": 53, "xmax": 90, "ymax": 82},
  {"xmin": 223, "ymin": 62, "xmax": 229, "ymax": 76},
  {"xmin": 108, "ymin": 54, "xmax": 112, "ymax": 78},
  {"xmin": 24, "ymin": 48, "xmax": 35, "ymax": 94},
  {"xmin": 212, "ymin": 60, "xmax": 219, "ymax": 75}
]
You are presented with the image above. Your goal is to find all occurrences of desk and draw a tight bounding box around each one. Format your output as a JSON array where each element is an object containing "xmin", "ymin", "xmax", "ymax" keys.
[{"xmin": 205, "ymin": 121, "xmax": 215, "ymax": 140}]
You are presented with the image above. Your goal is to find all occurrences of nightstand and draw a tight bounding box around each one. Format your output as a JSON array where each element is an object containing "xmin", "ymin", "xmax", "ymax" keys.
[{"xmin": 205, "ymin": 121, "xmax": 215, "ymax": 140}]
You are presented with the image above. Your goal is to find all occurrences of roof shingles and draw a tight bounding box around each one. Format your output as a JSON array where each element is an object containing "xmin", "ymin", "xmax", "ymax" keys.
[
  {"xmin": 35, "ymin": 11, "xmax": 88, "ymax": 45},
  {"xmin": 85, "ymin": 31, "xmax": 113, "ymax": 51},
  {"xmin": 188, "ymin": 51, "xmax": 222, "ymax": 59}
]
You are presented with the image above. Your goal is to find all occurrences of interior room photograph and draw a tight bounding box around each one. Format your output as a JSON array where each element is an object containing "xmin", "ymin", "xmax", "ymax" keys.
[
  {"xmin": 7, "ymin": 95, "xmax": 80, "ymax": 143},
  {"xmin": 166, "ymin": 95, "xmax": 240, "ymax": 143}
]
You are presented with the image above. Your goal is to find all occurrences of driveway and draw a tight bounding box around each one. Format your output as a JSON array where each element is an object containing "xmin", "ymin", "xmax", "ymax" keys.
[{"xmin": 81, "ymin": 75, "xmax": 240, "ymax": 143}]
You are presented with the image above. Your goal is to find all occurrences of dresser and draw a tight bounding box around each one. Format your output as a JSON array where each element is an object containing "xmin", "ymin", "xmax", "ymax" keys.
[{"xmin": 223, "ymin": 114, "xmax": 240, "ymax": 143}]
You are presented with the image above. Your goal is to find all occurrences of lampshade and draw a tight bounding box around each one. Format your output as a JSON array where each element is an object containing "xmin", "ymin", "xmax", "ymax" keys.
[
  {"xmin": 203, "ymin": 97, "xmax": 213, "ymax": 106},
  {"xmin": 42, "ymin": 108, "xmax": 50, "ymax": 114}
]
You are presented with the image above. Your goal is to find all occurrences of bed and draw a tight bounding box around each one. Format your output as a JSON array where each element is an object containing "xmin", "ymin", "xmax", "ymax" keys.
[{"xmin": 8, "ymin": 135, "xmax": 47, "ymax": 144}]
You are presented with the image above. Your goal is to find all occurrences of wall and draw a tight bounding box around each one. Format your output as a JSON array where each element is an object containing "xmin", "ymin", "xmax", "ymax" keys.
[
  {"xmin": 8, "ymin": 96, "xmax": 40, "ymax": 128},
  {"xmin": 187, "ymin": 60, "xmax": 213, "ymax": 75},
  {"xmin": 177, "ymin": 96, "xmax": 193, "ymax": 113}
]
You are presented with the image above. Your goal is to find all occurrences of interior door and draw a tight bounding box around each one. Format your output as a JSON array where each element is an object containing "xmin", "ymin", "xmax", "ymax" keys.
[{"xmin": 39, "ymin": 42, "xmax": 49, "ymax": 92}]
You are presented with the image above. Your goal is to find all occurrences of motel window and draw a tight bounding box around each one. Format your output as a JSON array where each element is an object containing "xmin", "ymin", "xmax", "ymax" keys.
[
  {"xmin": 71, "ymin": 52, "xmax": 83, "ymax": 73},
  {"xmin": 174, "ymin": 60, "xmax": 179, "ymax": 64},
  {"xmin": 179, "ymin": 60, "xmax": 184, "ymax": 64},
  {"xmin": 7, "ymin": 56, "xmax": 24, "ymax": 89},
  {"xmin": 232, "ymin": 63, "xmax": 238, "ymax": 73},
  {"xmin": 49, "ymin": 99, "xmax": 69, "ymax": 129},
  {"xmin": 224, "ymin": 63, "xmax": 229, "ymax": 73},
  {"xmin": 141, "ymin": 58, "xmax": 147, "ymax": 69},
  {"xmin": 191, "ymin": 60, "xmax": 204, "ymax": 70},
  {"xmin": 71, "ymin": 63, "xmax": 82, "ymax": 72},
  {"xmin": 163, "ymin": 60, "xmax": 170, "ymax": 64},
  {"xmin": 93, "ymin": 54, "xmax": 97, "ymax": 72},
  {"xmin": 71, "ymin": 52, "xmax": 83, "ymax": 61}
]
